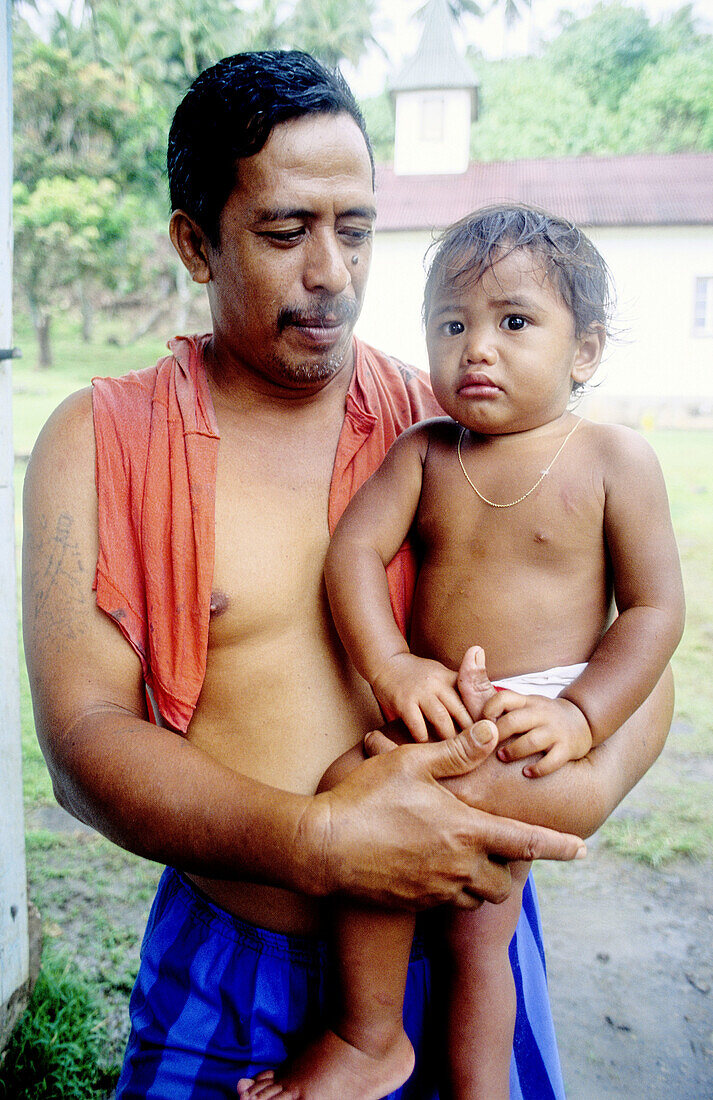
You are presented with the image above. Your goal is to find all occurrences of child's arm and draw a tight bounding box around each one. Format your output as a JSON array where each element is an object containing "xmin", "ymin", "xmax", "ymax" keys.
[
  {"xmin": 325, "ymin": 423, "xmax": 473, "ymax": 742},
  {"xmin": 490, "ymin": 426, "xmax": 685, "ymax": 778}
]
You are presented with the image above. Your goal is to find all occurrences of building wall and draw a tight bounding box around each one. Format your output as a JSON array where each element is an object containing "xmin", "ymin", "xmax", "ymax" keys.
[{"xmin": 357, "ymin": 223, "xmax": 713, "ymax": 422}]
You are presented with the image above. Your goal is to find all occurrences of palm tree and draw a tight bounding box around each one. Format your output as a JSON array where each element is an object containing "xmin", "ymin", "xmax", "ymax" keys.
[
  {"xmin": 288, "ymin": 0, "xmax": 381, "ymax": 69},
  {"xmin": 433, "ymin": 0, "xmax": 532, "ymax": 29}
]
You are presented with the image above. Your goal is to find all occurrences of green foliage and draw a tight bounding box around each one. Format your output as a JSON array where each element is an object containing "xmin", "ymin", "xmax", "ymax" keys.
[
  {"xmin": 546, "ymin": 2, "xmax": 661, "ymax": 111},
  {"xmin": 287, "ymin": 0, "xmax": 380, "ymax": 69},
  {"xmin": 0, "ymin": 952, "xmax": 120, "ymax": 1100},
  {"xmin": 470, "ymin": 58, "xmax": 615, "ymax": 160},
  {"xmin": 360, "ymin": 92, "xmax": 395, "ymax": 163},
  {"xmin": 13, "ymin": 176, "xmax": 142, "ymax": 315},
  {"xmin": 616, "ymin": 47, "xmax": 713, "ymax": 153},
  {"xmin": 465, "ymin": 3, "xmax": 713, "ymax": 161},
  {"xmin": 13, "ymin": 38, "xmax": 132, "ymax": 187}
]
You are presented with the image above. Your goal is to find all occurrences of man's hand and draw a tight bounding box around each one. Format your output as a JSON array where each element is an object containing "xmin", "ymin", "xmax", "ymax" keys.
[
  {"xmin": 304, "ymin": 721, "xmax": 586, "ymax": 912},
  {"xmin": 483, "ymin": 691, "xmax": 594, "ymax": 778},
  {"xmin": 371, "ymin": 652, "xmax": 474, "ymax": 742}
]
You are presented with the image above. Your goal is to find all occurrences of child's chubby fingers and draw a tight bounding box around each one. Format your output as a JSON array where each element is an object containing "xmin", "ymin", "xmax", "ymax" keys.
[
  {"xmin": 441, "ymin": 688, "xmax": 477, "ymax": 733},
  {"xmin": 422, "ymin": 688, "xmax": 474, "ymax": 738},
  {"xmin": 482, "ymin": 688, "xmax": 528, "ymax": 722},
  {"xmin": 401, "ymin": 702, "xmax": 430, "ymax": 743},
  {"xmin": 523, "ymin": 744, "xmax": 574, "ymax": 778},
  {"xmin": 237, "ymin": 1071, "xmax": 283, "ymax": 1098},
  {"xmin": 419, "ymin": 694, "xmax": 458, "ymax": 740},
  {"xmin": 492, "ymin": 696, "xmax": 550, "ymax": 742},
  {"xmin": 496, "ymin": 728, "xmax": 552, "ymax": 764}
]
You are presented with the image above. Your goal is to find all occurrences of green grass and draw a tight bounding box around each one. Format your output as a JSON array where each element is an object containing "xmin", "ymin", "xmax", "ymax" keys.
[
  {"xmin": 0, "ymin": 950, "xmax": 120, "ymax": 1100},
  {"xmin": 23, "ymin": 831, "xmax": 161, "ymax": 1069},
  {"xmin": 602, "ymin": 804, "xmax": 713, "ymax": 866},
  {"xmin": 12, "ymin": 312, "xmax": 169, "ymax": 457}
]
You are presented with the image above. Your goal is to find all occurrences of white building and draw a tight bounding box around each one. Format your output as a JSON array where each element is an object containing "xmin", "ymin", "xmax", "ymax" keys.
[{"xmin": 357, "ymin": 0, "xmax": 713, "ymax": 425}]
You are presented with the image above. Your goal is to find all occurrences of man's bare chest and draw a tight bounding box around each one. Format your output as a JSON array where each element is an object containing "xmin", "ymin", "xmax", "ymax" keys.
[{"xmin": 208, "ymin": 438, "xmax": 335, "ymax": 649}]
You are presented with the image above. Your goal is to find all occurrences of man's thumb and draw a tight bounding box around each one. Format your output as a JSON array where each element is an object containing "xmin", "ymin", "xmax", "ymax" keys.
[{"xmin": 426, "ymin": 721, "xmax": 498, "ymax": 781}]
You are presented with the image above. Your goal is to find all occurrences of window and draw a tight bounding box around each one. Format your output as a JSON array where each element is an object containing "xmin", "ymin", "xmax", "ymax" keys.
[
  {"xmin": 420, "ymin": 96, "xmax": 445, "ymax": 142},
  {"xmin": 693, "ymin": 276, "xmax": 713, "ymax": 335}
]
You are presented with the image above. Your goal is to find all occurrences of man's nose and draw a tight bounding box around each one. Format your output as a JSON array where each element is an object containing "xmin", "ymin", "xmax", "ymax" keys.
[{"xmin": 303, "ymin": 231, "xmax": 351, "ymax": 295}]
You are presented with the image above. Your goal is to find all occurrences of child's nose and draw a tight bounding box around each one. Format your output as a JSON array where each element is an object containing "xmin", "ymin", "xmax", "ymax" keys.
[{"xmin": 464, "ymin": 328, "xmax": 497, "ymax": 365}]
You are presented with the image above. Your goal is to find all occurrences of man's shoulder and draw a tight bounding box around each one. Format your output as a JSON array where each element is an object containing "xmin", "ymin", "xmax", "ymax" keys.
[
  {"xmin": 355, "ymin": 338, "xmax": 442, "ymax": 422},
  {"xmin": 357, "ymin": 338, "xmax": 431, "ymax": 390},
  {"xmin": 92, "ymin": 334, "xmax": 207, "ymax": 424}
]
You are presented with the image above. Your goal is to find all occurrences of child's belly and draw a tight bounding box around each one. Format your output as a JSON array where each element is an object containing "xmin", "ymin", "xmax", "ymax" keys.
[{"xmin": 410, "ymin": 557, "xmax": 610, "ymax": 682}]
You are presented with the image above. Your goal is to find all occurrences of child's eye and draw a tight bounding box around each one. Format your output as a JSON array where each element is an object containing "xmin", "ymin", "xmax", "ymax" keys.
[
  {"xmin": 441, "ymin": 320, "xmax": 465, "ymax": 337},
  {"xmin": 502, "ymin": 315, "xmax": 528, "ymax": 331}
]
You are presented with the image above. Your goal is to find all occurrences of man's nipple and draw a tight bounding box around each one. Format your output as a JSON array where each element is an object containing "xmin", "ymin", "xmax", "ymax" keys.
[{"xmin": 209, "ymin": 591, "xmax": 229, "ymax": 617}]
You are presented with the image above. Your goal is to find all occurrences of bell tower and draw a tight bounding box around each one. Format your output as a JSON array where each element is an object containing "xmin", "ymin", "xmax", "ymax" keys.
[{"xmin": 390, "ymin": 0, "xmax": 478, "ymax": 176}]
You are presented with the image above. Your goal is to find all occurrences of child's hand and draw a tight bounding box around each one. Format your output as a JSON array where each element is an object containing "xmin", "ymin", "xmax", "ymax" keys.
[
  {"xmin": 482, "ymin": 691, "xmax": 593, "ymax": 777},
  {"xmin": 372, "ymin": 653, "xmax": 475, "ymax": 742}
]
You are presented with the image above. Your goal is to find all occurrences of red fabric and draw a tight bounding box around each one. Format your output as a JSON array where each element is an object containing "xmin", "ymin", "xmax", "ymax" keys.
[{"xmin": 92, "ymin": 334, "xmax": 441, "ymax": 731}]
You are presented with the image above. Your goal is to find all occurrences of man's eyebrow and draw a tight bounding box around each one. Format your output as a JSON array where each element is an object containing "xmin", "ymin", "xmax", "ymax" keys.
[
  {"xmin": 253, "ymin": 206, "xmax": 312, "ymax": 224},
  {"xmin": 253, "ymin": 205, "xmax": 377, "ymax": 224},
  {"xmin": 340, "ymin": 205, "xmax": 377, "ymax": 221}
]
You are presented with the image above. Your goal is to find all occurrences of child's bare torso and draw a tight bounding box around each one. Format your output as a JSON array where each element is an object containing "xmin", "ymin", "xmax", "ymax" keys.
[{"xmin": 410, "ymin": 418, "xmax": 612, "ymax": 680}]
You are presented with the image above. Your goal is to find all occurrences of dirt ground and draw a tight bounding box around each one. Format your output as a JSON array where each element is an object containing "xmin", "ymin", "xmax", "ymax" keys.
[
  {"xmin": 533, "ymin": 841, "xmax": 713, "ymax": 1098},
  {"xmin": 25, "ymin": 806, "xmax": 713, "ymax": 1099}
]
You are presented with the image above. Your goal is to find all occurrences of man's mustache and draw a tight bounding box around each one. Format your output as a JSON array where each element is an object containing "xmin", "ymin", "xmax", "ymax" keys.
[{"xmin": 277, "ymin": 298, "xmax": 359, "ymax": 332}]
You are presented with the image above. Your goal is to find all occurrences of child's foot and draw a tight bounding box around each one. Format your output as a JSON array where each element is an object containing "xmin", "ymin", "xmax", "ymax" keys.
[
  {"xmin": 236, "ymin": 1026, "xmax": 414, "ymax": 1100},
  {"xmin": 457, "ymin": 645, "xmax": 497, "ymax": 721}
]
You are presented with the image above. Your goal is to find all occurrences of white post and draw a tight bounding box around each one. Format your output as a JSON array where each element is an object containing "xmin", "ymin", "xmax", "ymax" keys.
[{"xmin": 0, "ymin": 0, "xmax": 31, "ymax": 1049}]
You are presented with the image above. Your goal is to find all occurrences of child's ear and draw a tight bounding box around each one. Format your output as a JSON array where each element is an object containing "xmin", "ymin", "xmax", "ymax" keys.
[
  {"xmin": 169, "ymin": 210, "xmax": 213, "ymax": 284},
  {"xmin": 571, "ymin": 325, "xmax": 605, "ymax": 385}
]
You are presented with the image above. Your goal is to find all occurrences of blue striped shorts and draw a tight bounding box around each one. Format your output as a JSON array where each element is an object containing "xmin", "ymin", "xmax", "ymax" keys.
[{"xmin": 116, "ymin": 868, "xmax": 564, "ymax": 1099}]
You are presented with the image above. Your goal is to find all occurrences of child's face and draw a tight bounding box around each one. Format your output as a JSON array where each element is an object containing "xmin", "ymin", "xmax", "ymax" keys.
[{"xmin": 425, "ymin": 247, "xmax": 602, "ymax": 435}]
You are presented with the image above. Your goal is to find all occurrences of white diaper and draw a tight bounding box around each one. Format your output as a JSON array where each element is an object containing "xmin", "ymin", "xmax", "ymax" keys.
[{"xmin": 493, "ymin": 663, "xmax": 587, "ymax": 699}]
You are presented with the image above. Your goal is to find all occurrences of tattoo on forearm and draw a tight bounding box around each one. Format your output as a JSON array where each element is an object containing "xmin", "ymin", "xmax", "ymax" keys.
[{"xmin": 29, "ymin": 513, "xmax": 87, "ymax": 638}]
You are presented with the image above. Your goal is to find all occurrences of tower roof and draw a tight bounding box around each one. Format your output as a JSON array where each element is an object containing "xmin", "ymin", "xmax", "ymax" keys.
[{"xmin": 389, "ymin": 0, "xmax": 478, "ymax": 93}]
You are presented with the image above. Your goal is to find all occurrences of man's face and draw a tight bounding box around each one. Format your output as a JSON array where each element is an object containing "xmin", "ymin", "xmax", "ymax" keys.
[{"xmin": 205, "ymin": 112, "xmax": 375, "ymax": 390}]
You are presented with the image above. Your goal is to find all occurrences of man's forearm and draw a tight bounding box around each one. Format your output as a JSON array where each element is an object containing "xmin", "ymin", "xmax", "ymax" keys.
[
  {"xmin": 444, "ymin": 670, "xmax": 674, "ymax": 838},
  {"xmin": 41, "ymin": 708, "xmax": 325, "ymax": 896}
]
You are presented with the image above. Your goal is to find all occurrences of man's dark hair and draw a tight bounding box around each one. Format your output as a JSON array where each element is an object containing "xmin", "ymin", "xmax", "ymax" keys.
[
  {"xmin": 423, "ymin": 203, "xmax": 614, "ymax": 340},
  {"xmin": 167, "ymin": 50, "xmax": 374, "ymax": 247}
]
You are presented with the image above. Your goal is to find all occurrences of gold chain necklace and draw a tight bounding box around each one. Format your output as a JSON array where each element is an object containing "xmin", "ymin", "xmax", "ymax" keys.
[{"xmin": 457, "ymin": 418, "xmax": 582, "ymax": 508}]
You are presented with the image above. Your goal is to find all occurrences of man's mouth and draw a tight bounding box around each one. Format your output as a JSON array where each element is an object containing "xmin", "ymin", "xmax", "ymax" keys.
[{"xmin": 278, "ymin": 300, "xmax": 358, "ymax": 340}]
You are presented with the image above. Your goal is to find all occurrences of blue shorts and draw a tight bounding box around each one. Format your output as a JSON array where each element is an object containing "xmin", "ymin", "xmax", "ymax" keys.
[{"xmin": 116, "ymin": 869, "xmax": 564, "ymax": 1099}]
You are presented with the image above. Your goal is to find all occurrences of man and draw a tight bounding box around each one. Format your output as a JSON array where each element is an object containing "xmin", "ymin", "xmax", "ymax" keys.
[{"xmin": 23, "ymin": 51, "xmax": 672, "ymax": 1099}]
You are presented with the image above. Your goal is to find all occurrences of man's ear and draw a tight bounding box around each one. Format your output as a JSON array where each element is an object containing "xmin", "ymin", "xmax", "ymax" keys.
[
  {"xmin": 169, "ymin": 210, "xmax": 213, "ymax": 284},
  {"xmin": 572, "ymin": 325, "xmax": 605, "ymax": 386}
]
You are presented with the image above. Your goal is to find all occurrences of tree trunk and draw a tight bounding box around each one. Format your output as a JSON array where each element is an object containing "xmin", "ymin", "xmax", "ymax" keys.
[
  {"xmin": 80, "ymin": 282, "xmax": 94, "ymax": 343},
  {"xmin": 35, "ymin": 312, "xmax": 52, "ymax": 369}
]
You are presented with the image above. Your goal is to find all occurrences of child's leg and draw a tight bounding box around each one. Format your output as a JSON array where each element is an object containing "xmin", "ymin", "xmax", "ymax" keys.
[
  {"xmin": 442, "ymin": 860, "xmax": 531, "ymax": 1100},
  {"xmin": 237, "ymin": 749, "xmax": 417, "ymax": 1100},
  {"xmin": 238, "ymin": 648, "xmax": 499, "ymax": 1099}
]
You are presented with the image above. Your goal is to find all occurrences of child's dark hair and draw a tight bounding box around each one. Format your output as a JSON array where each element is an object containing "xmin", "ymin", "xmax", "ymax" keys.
[
  {"xmin": 423, "ymin": 203, "xmax": 614, "ymax": 343},
  {"xmin": 168, "ymin": 50, "xmax": 374, "ymax": 248}
]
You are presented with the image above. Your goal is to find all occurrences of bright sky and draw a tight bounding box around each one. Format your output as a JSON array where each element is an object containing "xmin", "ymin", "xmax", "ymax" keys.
[{"xmin": 345, "ymin": 0, "xmax": 713, "ymax": 97}]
